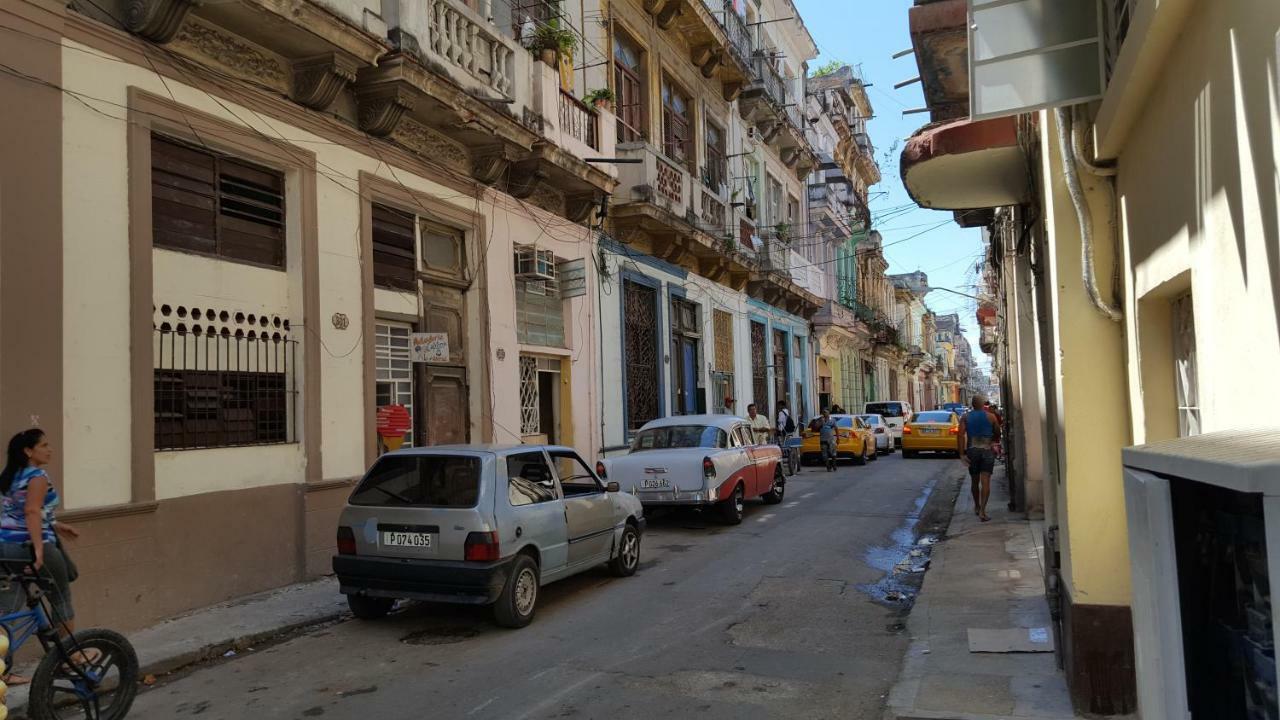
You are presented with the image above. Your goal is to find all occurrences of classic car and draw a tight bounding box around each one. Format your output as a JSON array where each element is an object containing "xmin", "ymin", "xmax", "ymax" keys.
[
  {"xmin": 799, "ymin": 414, "xmax": 877, "ymax": 465},
  {"xmin": 334, "ymin": 445, "xmax": 645, "ymax": 628},
  {"xmin": 902, "ymin": 411, "xmax": 962, "ymax": 458},
  {"xmin": 596, "ymin": 415, "xmax": 785, "ymax": 524}
]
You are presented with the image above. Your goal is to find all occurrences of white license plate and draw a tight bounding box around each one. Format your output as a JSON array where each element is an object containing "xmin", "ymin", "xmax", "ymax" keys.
[
  {"xmin": 642, "ymin": 478, "xmax": 670, "ymax": 489},
  {"xmin": 921, "ymin": 429, "xmax": 940, "ymax": 435},
  {"xmin": 383, "ymin": 531, "xmax": 433, "ymax": 548}
]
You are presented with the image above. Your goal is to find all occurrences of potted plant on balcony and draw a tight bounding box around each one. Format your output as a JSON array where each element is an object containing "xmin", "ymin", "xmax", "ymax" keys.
[
  {"xmin": 531, "ymin": 23, "xmax": 577, "ymax": 67},
  {"xmin": 773, "ymin": 221, "xmax": 791, "ymax": 244},
  {"xmin": 584, "ymin": 87, "xmax": 614, "ymax": 111}
]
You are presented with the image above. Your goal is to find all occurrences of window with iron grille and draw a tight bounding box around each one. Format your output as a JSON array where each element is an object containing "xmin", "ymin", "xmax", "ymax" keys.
[
  {"xmin": 772, "ymin": 328, "xmax": 789, "ymax": 410},
  {"xmin": 661, "ymin": 77, "xmax": 693, "ymax": 169},
  {"xmin": 375, "ymin": 321, "xmax": 414, "ymax": 448},
  {"xmin": 519, "ymin": 355, "xmax": 540, "ymax": 435},
  {"xmin": 613, "ymin": 30, "xmax": 646, "ymax": 143},
  {"xmin": 154, "ymin": 328, "xmax": 296, "ymax": 450},
  {"xmin": 750, "ymin": 321, "xmax": 768, "ymax": 409},
  {"xmin": 372, "ymin": 203, "xmax": 416, "ymax": 291},
  {"xmin": 713, "ymin": 310, "xmax": 734, "ymax": 372},
  {"xmin": 623, "ymin": 280, "xmax": 660, "ymax": 431},
  {"xmin": 151, "ymin": 134, "xmax": 285, "ymax": 269}
]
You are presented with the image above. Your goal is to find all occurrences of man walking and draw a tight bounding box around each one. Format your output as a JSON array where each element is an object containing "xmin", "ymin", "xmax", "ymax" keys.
[
  {"xmin": 957, "ymin": 394, "xmax": 1000, "ymax": 522},
  {"xmin": 775, "ymin": 401, "xmax": 795, "ymax": 445},
  {"xmin": 746, "ymin": 403, "xmax": 772, "ymax": 445},
  {"xmin": 817, "ymin": 409, "xmax": 839, "ymax": 471}
]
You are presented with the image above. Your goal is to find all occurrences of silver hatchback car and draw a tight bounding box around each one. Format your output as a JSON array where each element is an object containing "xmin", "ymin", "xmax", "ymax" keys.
[{"xmin": 333, "ymin": 445, "xmax": 646, "ymax": 628}]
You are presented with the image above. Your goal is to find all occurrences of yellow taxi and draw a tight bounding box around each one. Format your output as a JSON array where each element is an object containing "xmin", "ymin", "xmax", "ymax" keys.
[
  {"xmin": 901, "ymin": 410, "xmax": 961, "ymax": 458},
  {"xmin": 800, "ymin": 414, "xmax": 877, "ymax": 466}
]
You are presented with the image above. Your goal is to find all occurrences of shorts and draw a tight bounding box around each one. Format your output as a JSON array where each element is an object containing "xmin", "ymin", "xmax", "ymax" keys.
[
  {"xmin": 0, "ymin": 541, "xmax": 74, "ymax": 621},
  {"xmin": 966, "ymin": 447, "xmax": 996, "ymax": 477}
]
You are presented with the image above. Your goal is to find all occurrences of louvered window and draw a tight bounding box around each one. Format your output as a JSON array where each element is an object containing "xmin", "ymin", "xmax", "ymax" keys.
[
  {"xmin": 151, "ymin": 134, "xmax": 285, "ymax": 269},
  {"xmin": 372, "ymin": 203, "xmax": 416, "ymax": 291}
]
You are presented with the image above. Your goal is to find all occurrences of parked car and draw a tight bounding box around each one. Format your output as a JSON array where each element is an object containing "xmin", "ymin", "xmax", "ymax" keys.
[
  {"xmin": 864, "ymin": 401, "xmax": 913, "ymax": 447},
  {"xmin": 799, "ymin": 414, "xmax": 876, "ymax": 465},
  {"xmin": 938, "ymin": 402, "xmax": 967, "ymax": 415},
  {"xmin": 596, "ymin": 415, "xmax": 785, "ymax": 524},
  {"xmin": 333, "ymin": 445, "xmax": 645, "ymax": 629},
  {"xmin": 856, "ymin": 413, "xmax": 894, "ymax": 455},
  {"xmin": 902, "ymin": 411, "xmax": 962, "ymax": 458}
]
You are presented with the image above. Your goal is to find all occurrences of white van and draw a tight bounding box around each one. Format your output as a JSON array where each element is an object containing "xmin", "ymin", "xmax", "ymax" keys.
[{"xmin": 863, "ymin": 401, "xmax": 913, "ymax": 447}]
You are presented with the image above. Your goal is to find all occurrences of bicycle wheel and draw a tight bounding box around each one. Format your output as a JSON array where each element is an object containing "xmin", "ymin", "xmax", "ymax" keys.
[{"xmin": 28, "ymin": 628, "xmax": 140, "ymax": 720}]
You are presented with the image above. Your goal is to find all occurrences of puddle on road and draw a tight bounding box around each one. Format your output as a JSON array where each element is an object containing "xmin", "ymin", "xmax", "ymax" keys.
[
  {"xmin": 856, "ymin": 478, "xmax": 940, "ymax": 609},
  {"xmin": 400, "ymin": 624, "xmax": 484, "ymax": 645}
]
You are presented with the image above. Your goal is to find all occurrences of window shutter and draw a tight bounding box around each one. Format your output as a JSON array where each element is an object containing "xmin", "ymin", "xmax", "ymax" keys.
[
  {"xmin": 372, "ymin": 203, "xmax": 417, "ymax": 291},
  {"xmin": 151, "ymin": 135, "xmax": 217, "ymax": 255},
  {"xmin": 218, "ymin": 158, "xmax": 285, "ymax": 267}
]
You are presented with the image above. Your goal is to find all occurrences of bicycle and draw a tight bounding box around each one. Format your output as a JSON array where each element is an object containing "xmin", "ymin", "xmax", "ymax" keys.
[{"xmin": 0, "ymin": 544, "xmax": 139, "ymax": 720}]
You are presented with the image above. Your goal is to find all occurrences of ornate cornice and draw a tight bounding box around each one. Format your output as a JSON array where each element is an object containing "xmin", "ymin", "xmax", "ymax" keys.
[
  {"xmin": 291, "ymin": 52, "xmax": 359, "ymax": 112},
  {"xmin": 392, "ymin": 118, "xmax": 470, "ymax": 174},
  {"xmin": 124, "ymin": 0, "xmax": 200, "ymax": 44},
  {"xmin": 172, "ymin": 19, "xmax": 287, "ymax": 90},
  {"xmin": 355, "ymin": 83, "xmax": 415, "ymax": 137}
]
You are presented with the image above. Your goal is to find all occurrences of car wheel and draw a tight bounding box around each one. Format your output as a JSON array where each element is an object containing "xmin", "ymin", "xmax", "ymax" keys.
[
  {"xmin": 493, "ymin": 554, "xmax": 539, "ymax": 628},
  {"xmin": 853, "ymin": 443, "xmax": 868, "ymax": 466},
  {"xmin": 720, "ymin": 484, "xmax": 745, "ymax": 524},
  {"xmin": 608, "ymin": 523, "xmax": 641, "ymax": 577},
  {"xmin": 903, "ymin": 450, "xmax": 917, "ymax": 459},
  {"xmin": 869, "ymin": 442, "xmax": 880, "ymax": 461},
  {"xmin": 763, "ymin": 468, "xmax": 785, "ymax": 504},
  {"xmin": 348, "ymin": 594, "xmax": 395, "ymax": 620}
]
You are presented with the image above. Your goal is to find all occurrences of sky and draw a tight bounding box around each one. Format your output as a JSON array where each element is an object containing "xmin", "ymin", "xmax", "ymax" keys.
[{"xmin": 792, "ymin": 0, "xmax": 991, "ymax": 374}]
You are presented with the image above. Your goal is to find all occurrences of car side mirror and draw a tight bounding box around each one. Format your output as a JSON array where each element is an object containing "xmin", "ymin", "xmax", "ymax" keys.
[{"xmin": 605, "ymin": 481, "xmax": 620, "ymax": 493}]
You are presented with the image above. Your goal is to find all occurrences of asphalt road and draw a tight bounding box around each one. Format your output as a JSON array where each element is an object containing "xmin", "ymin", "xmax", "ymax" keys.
[{"xmin": 126, "ymin": 452, "xmax": 963, "ymax": 720}]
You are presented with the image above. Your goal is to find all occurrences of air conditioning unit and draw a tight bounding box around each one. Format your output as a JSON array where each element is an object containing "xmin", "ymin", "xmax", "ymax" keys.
[{"xmin": 514, "ymin": 245, "xmax": 556, "ymax": 281}]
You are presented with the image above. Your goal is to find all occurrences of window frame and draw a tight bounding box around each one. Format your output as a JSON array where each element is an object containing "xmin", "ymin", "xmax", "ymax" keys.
[
  {"xmin": 613, "ymin": 28, "xmax": 647, "ymax": 144},
  {"xmin": 661, "ymin": 75, "xmax": 694, "ymax": 170},
  {"xmin": 150, "ymin": 133, "xmax": 287, "ymax": 271},
  {"xmin": 549, "ymin": 450, "xmax": 604, "ymax": 496},
  {"xmin": 704, "ymin": 118, "xmax": 727, "ymax": 192}
]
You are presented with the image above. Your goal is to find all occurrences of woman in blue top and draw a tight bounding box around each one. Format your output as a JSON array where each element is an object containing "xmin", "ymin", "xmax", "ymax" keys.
[{"xmin": 0, "ymin": 429, "xmax": 82, "ymax": 641}]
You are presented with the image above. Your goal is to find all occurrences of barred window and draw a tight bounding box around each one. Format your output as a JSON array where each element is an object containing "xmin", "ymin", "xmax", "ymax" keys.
[
  {"xmin": 151, "ymin": 134, "xmax": 285, "ymax": 269},
  {"xmin": 154, "ymin": 326, "xmax": 296, "ymax": 450}
]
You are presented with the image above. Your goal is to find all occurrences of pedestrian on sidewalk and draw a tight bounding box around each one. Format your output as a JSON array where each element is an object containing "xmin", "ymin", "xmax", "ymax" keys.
[
  {"xmin": 0, "ymin": 428, "xmax": 90, "ymax": 684},
  {"xmin": 957, "ymin": 395, "xmax": 1000, "ymax": 522},
  {"xmin": 746, "ymin": 403, "xmax": 772, "ymax": 445},
  {"xmin": 775, "ymin": 401, "xmax": 795, "ymax": 445},
  {"xmin": 817, "ymin": 409, "xmax": 839, "ymax": 472}
]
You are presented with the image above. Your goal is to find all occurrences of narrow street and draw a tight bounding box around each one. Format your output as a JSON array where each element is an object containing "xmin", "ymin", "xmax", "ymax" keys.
[{"xmin": 124, "ymin": 455, "xmax": 961, "ymax": 720}]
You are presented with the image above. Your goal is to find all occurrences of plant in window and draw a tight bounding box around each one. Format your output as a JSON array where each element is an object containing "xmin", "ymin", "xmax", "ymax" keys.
[
  {"xmin": 584, "ymin": 87, "xmax": 615, "ymax": 110},
  {"xmin": 774, "ymin": 222, "xmax": 791, "ymax": 243},
  {"xmin": 531, "ymin": 23, "xmax": 578, "ymax": 66}
]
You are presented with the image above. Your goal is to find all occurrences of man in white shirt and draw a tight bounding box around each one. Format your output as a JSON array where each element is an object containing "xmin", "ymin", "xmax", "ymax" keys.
[
  {"xmin": 775, "ymin": 401, "xmax": 795, "ymax": 444},
  {"xmin": 746, "ymin": 403, "xmax": 772, "ymax": 444}
]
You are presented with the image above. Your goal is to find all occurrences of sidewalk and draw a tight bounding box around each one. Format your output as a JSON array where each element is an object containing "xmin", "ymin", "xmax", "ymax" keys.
[
  {"xmin": 7, "ymin": 576, "xmax": 346, "ymax": 713},
  {"xmin": 885, "ymin": 466, "xmax": 1083, "ymax": 720}
]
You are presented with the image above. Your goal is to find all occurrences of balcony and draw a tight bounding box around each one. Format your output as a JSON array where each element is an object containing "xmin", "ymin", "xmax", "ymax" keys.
[
  {"xmin": 641, "ymin": 0, "xmax": 754, "ymax": 100},
  {"xmin": 557, "ymin": 91, "xmax": 599, "ymax": 151}
]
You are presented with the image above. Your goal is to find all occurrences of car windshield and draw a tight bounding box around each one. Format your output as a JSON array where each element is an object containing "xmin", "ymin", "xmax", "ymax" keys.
[
  {"xmin": 632, "ymin": 425, "xmax": 726, "ymax": 451},
  {"xmin": 865, "ymin": 402, "xmax": 904, "ymax": 417},
  {"xmin": 349, "ymin": 455, "xmax": 481, "ymax": 508},
  {"xmin": 858, "ymin": 415, "xmax": 881, "ymax": 425},
  {"xmin": 913, "ymin": 412, "xmax": 954, "ymax": 424}
]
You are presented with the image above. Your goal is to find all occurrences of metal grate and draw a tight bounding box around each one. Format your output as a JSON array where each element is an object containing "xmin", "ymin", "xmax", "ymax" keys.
[
  {"xmin": 559, "ymin": 90, "xmax": 600, "ymax": 150},
  {"xmin": 772, "ymin": 328, "xmax": 789, "ymax": 410},
  {"xmin": 1102, "ymin": 0, "xmax": 1134, "ymax": 82},
  {"xmin": 624, "ymin": 280, "xmax": 660, "ymax": 431},
  {"xmin": 154, "ymin": 328, "xmax": 296, "ymax": 450},
  {"xmin": 713, "ymin": 310, "xmax": 734, "ymax": 372},
  {"xmin": 519, "ymin": 355, "xmax": 540, "ymax": 435},
  {"xmin": 750, "ymin": 321, "xmax": 768, "ymax": 409}
]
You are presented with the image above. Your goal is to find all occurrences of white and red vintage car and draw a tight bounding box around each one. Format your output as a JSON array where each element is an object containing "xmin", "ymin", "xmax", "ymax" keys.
[{"xmin": 595, "ymin": 415, "xmax": 785, "ymax": 524}]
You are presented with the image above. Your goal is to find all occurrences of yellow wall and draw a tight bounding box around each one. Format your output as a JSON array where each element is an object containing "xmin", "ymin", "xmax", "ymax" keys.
[{"xmin": 1039, "ymin": 110, "xmax": 1133, "ymax": 606}]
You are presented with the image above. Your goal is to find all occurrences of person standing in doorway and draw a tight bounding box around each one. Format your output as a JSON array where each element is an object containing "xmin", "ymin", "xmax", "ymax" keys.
[
  {"xmin": 817, "ymin": 409, "xmax": 839, "ymax": 471},
  {"xmin": 719, "ymin": 396, "xmax": 736, "ymax": 415},
  {"xmin": 746, "ymin": 403, "xmax": 772, "ymax": 445},
  {"xmin": 957, "ymin": 395, "xmax": 1000, "ymax": 522}
]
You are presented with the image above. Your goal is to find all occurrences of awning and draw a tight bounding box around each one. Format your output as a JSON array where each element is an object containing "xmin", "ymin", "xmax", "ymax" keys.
[{"xmin": 900, "ymin": 116, "xmax": 1030, "ymax": 211}]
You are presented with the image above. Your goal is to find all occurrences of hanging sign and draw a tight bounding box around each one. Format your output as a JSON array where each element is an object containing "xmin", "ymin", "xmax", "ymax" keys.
[{"xmin": 411, "ymin": 332, "xmax": 449, "ymax": 363}]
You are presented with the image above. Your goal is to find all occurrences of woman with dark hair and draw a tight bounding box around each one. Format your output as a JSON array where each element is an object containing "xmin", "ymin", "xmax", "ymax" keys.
[{"xmin": 0, "ymin": 429, "xmax": 84, "ymax": 681}]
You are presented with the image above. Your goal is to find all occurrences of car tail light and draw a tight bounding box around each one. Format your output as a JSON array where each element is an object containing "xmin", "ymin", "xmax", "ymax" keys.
[
  {"xmin": 949, "ymin": 427, "xmax": 960, "ymax": 435},
  {"xmin": 703, "ymin": 456, "xmax": 716, "ymax": 479},
  {"xmin": 336, "ymin": 526, "xmax": 357, "ymax": 556},
  {"xmin": 595, "ymin": 461, "xmax": 607, "ymax": 479},
  {"xmin": 464, "ymin": 531, "xmax": 501, "ymax": 562},
  {"xmin": 903, "ymin": 426, "xmax": 912, "ymax": 434}
]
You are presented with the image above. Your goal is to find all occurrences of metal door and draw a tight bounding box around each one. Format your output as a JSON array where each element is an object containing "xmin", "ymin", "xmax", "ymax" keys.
[{"xmin": 551, "ymin": 451, "xmax": 616, "ymax": 566}]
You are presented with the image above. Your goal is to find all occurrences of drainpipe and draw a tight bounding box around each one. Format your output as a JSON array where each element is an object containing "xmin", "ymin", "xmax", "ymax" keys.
[{"xmin": 1052, "ymin": 107, "xmax": 1123, "ymax": 322}]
